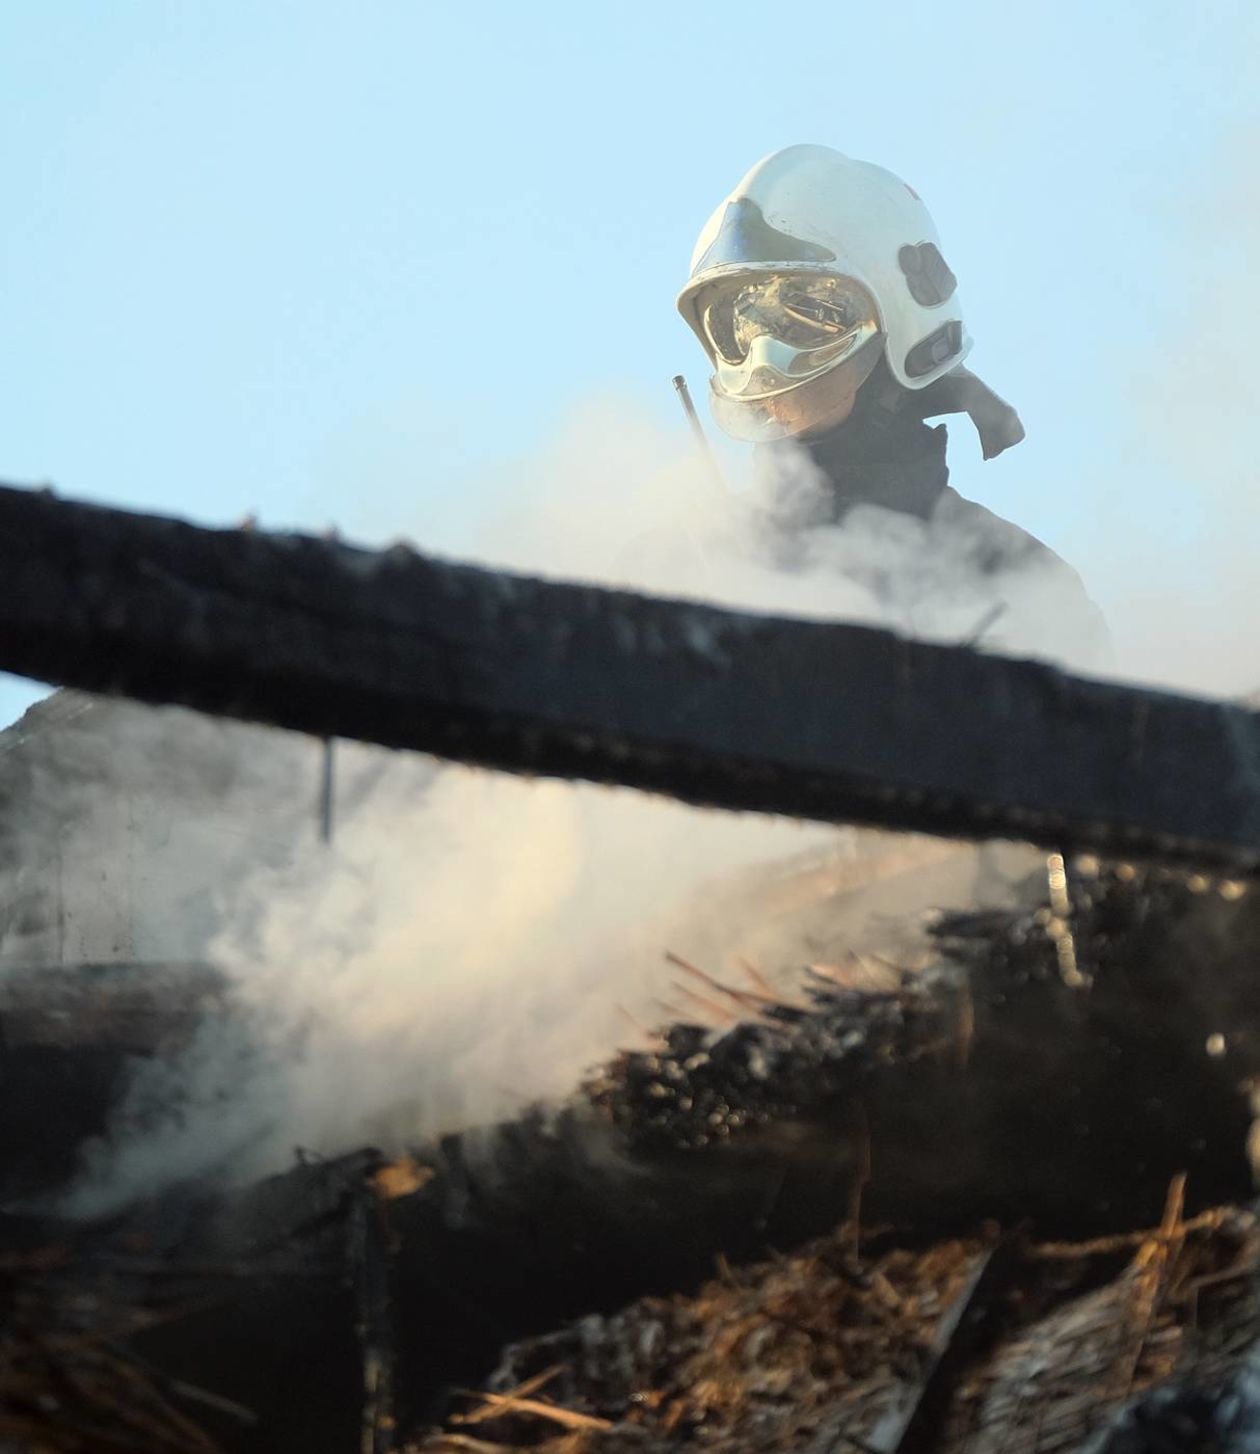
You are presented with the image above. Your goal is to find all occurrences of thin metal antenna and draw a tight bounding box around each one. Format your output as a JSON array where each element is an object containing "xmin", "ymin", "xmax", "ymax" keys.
[
  {"xmin": 672, "ymin": 374, "xmax": 725, "ymax": 489},
  {"xmin": 672, "ymin": 375, "xmax": 709, "ymax": 449}
]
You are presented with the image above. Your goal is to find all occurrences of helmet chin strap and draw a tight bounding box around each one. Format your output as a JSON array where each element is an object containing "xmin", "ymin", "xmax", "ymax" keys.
[{"xmin": 911, "ymin": 365, "xmax": 1025, "ymax": 460}]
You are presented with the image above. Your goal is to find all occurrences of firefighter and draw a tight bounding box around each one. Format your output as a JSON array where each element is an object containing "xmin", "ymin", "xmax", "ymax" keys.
[{"xmin": 677, "ymin": 144, "xmax": 1109, "ymax": 672}]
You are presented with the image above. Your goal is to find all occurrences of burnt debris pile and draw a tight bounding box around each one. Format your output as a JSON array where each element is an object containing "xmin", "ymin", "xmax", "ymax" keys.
[
  {"xmin": 4, "ymin": 856, "xmax": 1260, "ymax": 1453},
  {"xmin": 419, "ymin": 1192, "xmax": 1260, "ymax": 1454},
  {"xmin": 584, "ymin": 857, "xmax": 1259, "ymax": 1235},
  {"xmin": 0, "ymin": 1150, "xmax": 386, "ymax": 1454}
]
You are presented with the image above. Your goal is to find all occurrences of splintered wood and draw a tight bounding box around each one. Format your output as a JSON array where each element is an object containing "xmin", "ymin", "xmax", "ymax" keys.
[
  {"xmin": 945, "ymin": 1182, "xmax": 1260, "ymax": 1454},
  {"xmin": 412, "ymin": 1197, "xmax": 1260, "ymax": 1454},
  {"xmin": 421, "ymin": 1230, "xmax": 982, "ymax": 1454}
]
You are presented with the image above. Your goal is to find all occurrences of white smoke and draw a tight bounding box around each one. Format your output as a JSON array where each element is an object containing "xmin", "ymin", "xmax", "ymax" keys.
[
  {"xmin": 63, "ymin": 399, "xmax": 1101, "ymax": 1216},
  {"xmin": 65, "ymin": 763, "xmax": 839, "ymax": 1211},
  {"xmin": 63, "ymin": 293, "xmax": 1244, "ymax": 1213},
  {"xmin": 475, "ymin": 398, "xmax": 1110, "ymax": 672}
]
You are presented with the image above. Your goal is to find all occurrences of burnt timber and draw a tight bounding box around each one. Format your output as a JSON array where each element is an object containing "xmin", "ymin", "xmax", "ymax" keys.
[
  {"xmin": 2, "ymin": 856, "xmax": 1260, "ymax": 1449},
  {"xmin": 1, "ymin": 481, "xmax": 1259, "ymax": 869}
]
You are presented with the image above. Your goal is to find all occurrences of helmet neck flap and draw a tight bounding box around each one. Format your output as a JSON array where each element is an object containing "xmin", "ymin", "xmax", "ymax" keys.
[{"xmin": 829, "ymin": 358, "xmax": 1026, "ymax": 462}]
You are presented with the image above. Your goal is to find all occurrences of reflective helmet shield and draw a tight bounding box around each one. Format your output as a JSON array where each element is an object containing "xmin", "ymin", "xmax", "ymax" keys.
[
  {"xmin": 689, "ymin": 271, "xmax": 882, "ymax": 441},
  {"xmin": 678, "ymin": 145, "xmax": 973, "ymax": 439},
  {"xmin": 698, "ymin": 272, "xmax": 879, "ymax": 379},
  {"xmin": 708, "ymin": 334, "xmax": 883, "ymax": 443}
]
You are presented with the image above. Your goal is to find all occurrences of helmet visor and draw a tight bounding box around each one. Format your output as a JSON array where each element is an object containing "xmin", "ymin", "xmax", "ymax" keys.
[
  {"xmin": 708, "ymin": 337, "xmax": 882, "ymax": 443},
  {"xmin": 697, "ymin": 272, "xmax": 879, "ymax": 396}
]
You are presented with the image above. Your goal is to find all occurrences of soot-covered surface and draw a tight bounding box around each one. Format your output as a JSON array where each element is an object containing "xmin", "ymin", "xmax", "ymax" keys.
[
  {"xmin": 4, "ymin": 855, "xmax": 1260, "ymax": 1453},
  {"xmin": 583, "ymin": 857, "xmax": 1258, "ymax": 1232},
  {"xmin": 414, "ymin": 1199, "xmax": 1260, "ymax": 1454}
]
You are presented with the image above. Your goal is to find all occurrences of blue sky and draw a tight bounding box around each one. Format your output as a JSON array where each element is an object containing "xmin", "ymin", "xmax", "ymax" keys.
[{"xmin": 3, "ymin": 1, "xmax": 1259, "ymax": 724}]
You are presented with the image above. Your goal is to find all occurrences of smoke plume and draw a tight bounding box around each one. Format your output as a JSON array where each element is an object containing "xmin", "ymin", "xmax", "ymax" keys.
[
  {"xmin": 58, "ymin": 143, "xmax": 1260, "ymax": 1208},
  {"xmin": 61, "ymin": 404, "xmax": 1094, "ymax": 1215}
]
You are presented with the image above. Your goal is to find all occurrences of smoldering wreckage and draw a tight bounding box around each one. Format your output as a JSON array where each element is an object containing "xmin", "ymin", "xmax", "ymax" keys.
[{"xmin": 3, "ymin": 487, "xmax": 1260, "ymax": 1454}]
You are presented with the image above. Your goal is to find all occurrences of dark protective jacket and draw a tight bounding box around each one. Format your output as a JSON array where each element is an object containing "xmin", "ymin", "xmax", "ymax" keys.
[{"xmin": 756, "ymin": 411, "xmax": 1112, "ymax": 674}]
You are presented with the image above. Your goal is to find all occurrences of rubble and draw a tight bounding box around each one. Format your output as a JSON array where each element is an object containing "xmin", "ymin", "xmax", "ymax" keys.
[
  {"xmin": 415, "ymin": 1190, "xmax": 1260, "ymax": 1454},
  {"xmin": 583, "ymin": 856, "xmax": 1259, "ymax": 1234},
  {"xmin": 446, "ymin": 1231, "xmax": 988, "ymax": 1454},
  {"xmin": 1, "ymin": 856, "xmax": 1259, "ymax": 1452},
  {"xmin": 5, "ymin": 444, "xmax": 1260, "ymax": 1454}
]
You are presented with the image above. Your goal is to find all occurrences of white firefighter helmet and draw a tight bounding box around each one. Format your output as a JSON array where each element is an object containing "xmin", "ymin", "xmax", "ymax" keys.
[{"xmin": 678, "ymin": 144, "xmax": 972, "ymax": 442}]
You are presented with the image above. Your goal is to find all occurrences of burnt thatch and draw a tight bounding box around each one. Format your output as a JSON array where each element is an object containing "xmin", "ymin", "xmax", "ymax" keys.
[
  {"xmin": 2, "ymin": 855, "xmax": 1260, "ymax": 1453},
  {"xmin": 415, "ymin": 1193, "xmax": 1260, "ymax": 1454}
]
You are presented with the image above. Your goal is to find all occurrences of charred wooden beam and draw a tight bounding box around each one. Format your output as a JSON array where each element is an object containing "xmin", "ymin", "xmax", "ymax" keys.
[{"xmin": 2, "ymin": 481, "xmax": 1259, "ymax": 868}]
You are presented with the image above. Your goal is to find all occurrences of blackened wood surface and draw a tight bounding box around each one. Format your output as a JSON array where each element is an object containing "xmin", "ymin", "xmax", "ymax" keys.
[{"xmin": 2, "ymin": 481, "xmax": 1260, "ymax": 867}]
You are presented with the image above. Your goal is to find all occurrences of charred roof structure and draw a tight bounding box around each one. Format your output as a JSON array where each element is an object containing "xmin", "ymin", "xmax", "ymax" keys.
[
  {"xmin": 1, "ymin": 483, "xmax": 1260, "ymax": 1452},
  {"xmin": 3, "ymin": 859, "xmax": 1260, "ymax": 1453}
]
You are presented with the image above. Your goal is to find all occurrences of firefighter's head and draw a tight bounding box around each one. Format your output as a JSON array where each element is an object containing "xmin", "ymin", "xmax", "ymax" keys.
[{"xmin": 677, "ymin": 145, "xmax": 972, "ymax": 444}]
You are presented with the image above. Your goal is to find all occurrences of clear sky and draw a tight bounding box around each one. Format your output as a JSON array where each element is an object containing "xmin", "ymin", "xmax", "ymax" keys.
[{"xmin": 3, "ymin": 1, "xmax": 1259, "ymax": 725}]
